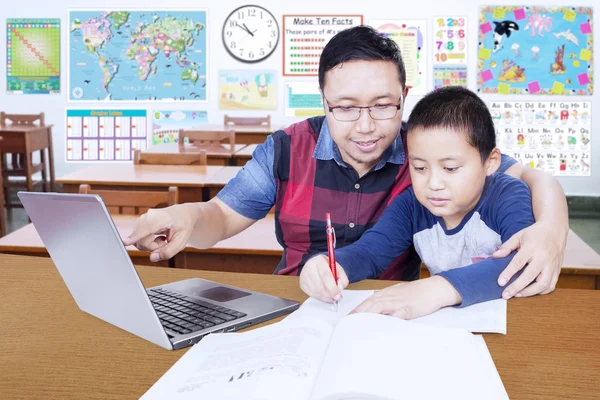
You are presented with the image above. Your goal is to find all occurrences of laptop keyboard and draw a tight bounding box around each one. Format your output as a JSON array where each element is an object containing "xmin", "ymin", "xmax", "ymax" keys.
[{"xmin": 147, "ymin": 288, "xmax": 247, "ymax": 335}]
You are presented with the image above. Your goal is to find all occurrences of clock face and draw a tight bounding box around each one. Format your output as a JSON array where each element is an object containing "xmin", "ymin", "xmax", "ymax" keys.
[{"xmin": 222, "ymin": 5, "xmax": 280, "ymax": 63}]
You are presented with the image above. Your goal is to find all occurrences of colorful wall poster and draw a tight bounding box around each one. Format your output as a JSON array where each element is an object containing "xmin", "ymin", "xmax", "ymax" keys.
[
  {"xmin": 151, "ymin": 110, "xmax": 207, "ymax": 145},
  {"xmin": 433, "ymin": 16, "xmax": 467, "ymax": 65},
  {"xmin": 66, "ymin": 109, "xmax": 148, "ymax": 161},
  {"xmin": 370, "ymin": 20, "xmax": 427, "ymax": 95},
  {"xmin": 478, "ymin": 6, "xmax": 593, "ymax": 95},
  {"xmin": 433, "ymin": 65, "xmax": 468, "ymax": 90},
  {"xmin": 68, "ymin": 10, "xmax": 207, "ymax": 101},
  {"xmin": 490, "ymin": 101, "xmax": 591, "ymax": 176},
  {"xmin": 285, "ymin": 81, "xmax": 324, "ymax": 117},
  {"xmin": 218, "ymin": 70, "xmax": 276, "ymax": 110},
  {"xmin": 282, "ymin": 15, "xmax": 363, "ymax": 76},
  {"xmin": 7, "ymin": 19, "xmax": 60, "ymax": 94}
]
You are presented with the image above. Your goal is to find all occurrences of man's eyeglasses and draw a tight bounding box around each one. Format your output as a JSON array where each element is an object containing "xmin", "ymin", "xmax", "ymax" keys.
[{"xmin": 324, "ymin": 95, "xmax": 403, "ymax": 122}]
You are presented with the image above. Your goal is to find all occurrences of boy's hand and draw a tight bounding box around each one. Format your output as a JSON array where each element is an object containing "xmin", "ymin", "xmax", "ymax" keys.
[
  {"xmin": 300, "ymin": 255, "xmax": 349, "ymax": 303},
  {"xmin": 350, "ymin": 276, "xmax": 462, "ymax": 319}
]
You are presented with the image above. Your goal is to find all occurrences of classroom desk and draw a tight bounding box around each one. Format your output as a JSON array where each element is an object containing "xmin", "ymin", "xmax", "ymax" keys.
[
  {"xmin": 0, "ymin": 214, "xmax": 282, "ymax": 273},
  {"xmin": 0, "ymin": 123, "xmax": 55, "ymax": 192},
  {"xmin": 233, "ymin": 143, "xmax": 257, "ymax": 165},
  {"xmin": 192, "ymin": 124, "xmax": 276, "ymax": 145},
  {"xmin": 1, "ymin": 253, "xmax": 598, "ymax": 400},
  {"xmin": 57, "ymin": 164, "xmax": 234, "ymax": 203},
  {"xmin": 142, "ymin": 143, "xmax": 247, "ymax": 166},
  {"xmin": 203, "ymin": 165, "xmax": 242, "ymax": 199}
]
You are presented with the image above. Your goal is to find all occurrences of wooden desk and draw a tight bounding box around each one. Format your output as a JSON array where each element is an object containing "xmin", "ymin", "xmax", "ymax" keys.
[
  {"xmin": 0, "ymin": 123, "xmax": 55, "ymax": 192},
  {"xmin": 233, "ymin": 144, "xmax": 258, "ymax": 166},
  {"xmin": 203, "ymin": 165, "xmax": 242, "ymax": 199},
  {"xmin": 58, "ymin": 164, "xmax": 228, "ymax": 203},
  {"xmin": 0, "ymin": 214, "xmax": 283, "ymax": 272},
  {"xmin": 1, "ymin": 254, "xmax": 599, "ymax": 400},
  {"xmin": 143, "ymin": 143, "xmax": 246, "ymax": 166},
  {"xmin": 192, "ymin": 123, "xmax": 276, "ymax": 145}
]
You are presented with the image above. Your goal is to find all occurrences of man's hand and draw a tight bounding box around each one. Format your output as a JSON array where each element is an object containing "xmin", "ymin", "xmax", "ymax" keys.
[
  {"xmin": 494, "ymin": 221, "xmax": 566, "ymax": 299},
  {"xmin": 299, "ymin": 255, "xmax": 349, "ymax": 303},
  {"xmin": 350, "ymin": 276, "xmax": 462, "ymax": 319},
  {"xmin": 123, "ymin": 203, "xmax": 202, "ymax": 262}
]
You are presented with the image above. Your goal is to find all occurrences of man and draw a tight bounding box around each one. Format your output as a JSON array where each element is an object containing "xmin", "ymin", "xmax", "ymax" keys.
[{"xmin": 125, "ymin": 26, "xmax": 567, "ymax": 304}]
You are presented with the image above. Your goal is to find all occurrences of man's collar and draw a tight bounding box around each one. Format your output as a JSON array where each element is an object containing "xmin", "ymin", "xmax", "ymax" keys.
[{"xmin": 313, "ymin": 118, "xmax": 406, "ymax": 169}]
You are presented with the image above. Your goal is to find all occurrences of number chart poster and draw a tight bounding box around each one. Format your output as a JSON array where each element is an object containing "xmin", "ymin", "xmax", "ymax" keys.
[
  {"xmin": 151, "ymin": 110, "xmax": 207, "ymax": 145},
  {"xmin": 66, "ymin": 109, "xmax": 147, "ymax": 162},
  {"xmin": 478, "ymin": 6, "xmax": 593, "ymax": 95},
  {"xmin": 282, "ymin": 15, "xmax": 363, "ymax": 76},
  {"xmin": 490, "ymin": 101, "xmax": 591, "ymax": 176},
  {"xmin": 219, "ymin": 70, "xmax": 277, "ymax": 110},
  {"xmin": 7, "ymin": 19, "xmax": 61, "ymax": 94},
  {"xmin": 371, "ymin": 20, "xmax": 427, "ymax": 95},
  {"xmin": 433, "ymin": 16, "xmax": 467, "ymax": 89}
]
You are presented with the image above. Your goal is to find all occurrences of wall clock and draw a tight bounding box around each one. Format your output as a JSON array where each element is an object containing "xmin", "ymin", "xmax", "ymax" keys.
[{"xmin": 222, "ymin": 5, "xmax": 280, "ymax": 63}]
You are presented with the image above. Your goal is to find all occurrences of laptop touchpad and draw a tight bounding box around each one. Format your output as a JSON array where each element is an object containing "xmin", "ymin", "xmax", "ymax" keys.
[{"xmin": 195, "ymin": 286, "xmax": 251, "ymax": 302}]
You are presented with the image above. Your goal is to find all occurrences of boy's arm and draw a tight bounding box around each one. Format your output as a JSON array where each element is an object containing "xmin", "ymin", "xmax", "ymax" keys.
[{"xmin": 335, "ymin": 190, "xmax": 416, "ymax": 282}]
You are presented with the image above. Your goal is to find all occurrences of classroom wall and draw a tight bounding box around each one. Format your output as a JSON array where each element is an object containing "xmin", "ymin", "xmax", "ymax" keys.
[{"xmin": 1, "ymin": 0, "xmax": 598, "ymax": 195}]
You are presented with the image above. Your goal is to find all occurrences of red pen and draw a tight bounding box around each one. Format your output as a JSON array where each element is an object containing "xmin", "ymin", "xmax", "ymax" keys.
[{"xmin": 325, "ymin": 213, "xmax": 339, "ymax": 311}]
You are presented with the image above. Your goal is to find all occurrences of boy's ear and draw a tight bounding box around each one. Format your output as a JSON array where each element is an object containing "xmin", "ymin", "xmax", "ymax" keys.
[{"xmin": 485, "ymin": 148, "xmax": 502, "ymax": 176}]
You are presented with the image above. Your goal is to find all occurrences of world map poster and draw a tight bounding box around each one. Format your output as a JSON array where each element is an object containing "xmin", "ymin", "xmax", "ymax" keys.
[
  {"xmin": 68, "ymin": 10, "xmax": 207, "ymax": 102},
  {"xmin": 478, "ymin": 6, "xmax": 593, "ymax": 95}
]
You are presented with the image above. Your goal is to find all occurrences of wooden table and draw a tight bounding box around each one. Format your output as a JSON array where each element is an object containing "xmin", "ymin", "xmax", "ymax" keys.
[
  {"xmin": 0, "ymin": 214, "xmax": 283, "ymax": 273},
  {"xmin": 0, "ymin": 123, "xmax": 55, "ymax": 192},
  {"xmin": 204, "ymin": 165, "xmax": 242, "ymax": 199},
  {"xmin": 192, "ymin": 124, "xmax": 276, "ymax": 145},
  {"xmin": 1, "ymin": 253, "xmax": 598, "ymax": 400},
  {"xmin": 142, "ymin": 143, "xmax": 247, "ymax": 166},
  {"xmin": 57, "ymin": 164, "xmax": 233, "ymax": 203},
  {"xmin": 233, "ymin": 143, "xmax": 257, "ymax": 165}
]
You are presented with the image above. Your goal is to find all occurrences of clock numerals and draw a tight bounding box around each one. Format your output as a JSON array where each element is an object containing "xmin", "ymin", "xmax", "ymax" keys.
[
  {"xmin": 230, "ymin": 41, "xmax": 236, "ymax": 49},
  {"xmin": 270, "ymin": 30, "xmax": 276, "ymax": 38},
  {"xmin": 248, "ymin": 8, "xmax": 256, "ymax": 17},
  {"xmin": 267, "ymin": 19, "xmax": 273, "ymax": 27}
]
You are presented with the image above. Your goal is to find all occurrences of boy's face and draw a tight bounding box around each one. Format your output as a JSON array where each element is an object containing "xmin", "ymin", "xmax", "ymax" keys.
[
  {"xmin": 321, "ymin": 60, "xmax": 408, "ymax": 176},
  {"xmin": 407, "ymin": 127, "xmax": 500, "ymax": 228}
]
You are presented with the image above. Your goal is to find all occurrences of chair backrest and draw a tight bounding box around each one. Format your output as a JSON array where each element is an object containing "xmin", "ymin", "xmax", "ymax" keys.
[
  {"xmin": 79, "ymin": 184, "xmax": 178, "ymax": 215},
  {"xmin": 133, "ymin": 149, "xmax": 208, "ymax": 165},
  {"xmin": 224, "ymin": 114, "xmax": 270, "ymax": 127},
  {"xmin": 178, "ymin": 129, "xmax": 235, "ymax": 153},
  {"xmin": 0, "ymin": 137, "xmax": 5, "ymax": 237},
  {"xmin": 0, "ymin": 112, "xmax": 45, "ymax": 126}
]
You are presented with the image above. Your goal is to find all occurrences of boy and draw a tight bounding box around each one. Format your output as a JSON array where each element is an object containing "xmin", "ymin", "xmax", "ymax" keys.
[{"xmin": 299, "ymin": 87, "xmax": 534, "ymax": 319}]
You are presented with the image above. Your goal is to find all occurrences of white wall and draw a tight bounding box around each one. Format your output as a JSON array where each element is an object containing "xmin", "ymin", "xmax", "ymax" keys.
[{"xmin": 2, "ymin": 0, "xmax": 598, "ymax": 195}]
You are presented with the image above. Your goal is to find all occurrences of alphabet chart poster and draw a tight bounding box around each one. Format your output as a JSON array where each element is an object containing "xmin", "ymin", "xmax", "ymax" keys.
[
  {"xmin": 371, "ymin": 19, "xmax": 427, "ymax": 95},
  {"xmin": 489, "ymin": 101, "xmax": 591, "ymax": 176},
  {"xmin": 282, "ymin": 15, "xmax": 363, "ymax": 76},
  {"xmin": 66, "ymin": 109, "xmax": 147, "ymax": 162},
  {"xmin": 478, "ymin": 6, "xmax": 593, "ymax": 95}
]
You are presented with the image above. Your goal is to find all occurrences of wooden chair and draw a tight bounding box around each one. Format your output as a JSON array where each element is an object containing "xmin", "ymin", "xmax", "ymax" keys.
[
  {"xmin": 0, "ymin": 137, "xmax": 5, "ymax": 237},
  {"xmin": 133, "ymin": 149, "xmax": 208, "ymax": 165},
  {"xmin": 224, "ymin": 114, "xmax": 270, "ymax": 128},
  {"xmin": 0, "ymin": 112, "xmax": 50, "ymax": 207},
  {"xmin": 79, "ymin": 184, "xmax": 179, "ymax": 215},
  {"xmin": 178, "ymin": 129, "xmax": 235, "ymax": 153}
]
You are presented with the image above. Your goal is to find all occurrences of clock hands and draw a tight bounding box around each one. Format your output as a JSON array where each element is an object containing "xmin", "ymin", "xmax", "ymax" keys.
[{"xmin": 242, "ymin": 23, "xmax": 255, "ymax": 37}]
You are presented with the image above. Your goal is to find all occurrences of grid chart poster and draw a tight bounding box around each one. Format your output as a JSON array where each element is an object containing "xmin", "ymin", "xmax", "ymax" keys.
[
  {"xmin": 68, "ymin": 10, "xmax": 208, "ymax": 101},
  {"xmin": 478, "ymin": 6, "xmax": 593, "ymax": 95},
  {"xmin": 282, "ymin": 15, "xmax": 362, "ymax": 76},
  {"xmin": 151, "ymin": 110, "xmax": 207, "ymax": 145},
  {"xmin": 371, "ymin": 20, "xmax": 427, "ymax": 95},
  {"xmin": 6, "ymin": 19, "xmax": 60, "ymax": 94},
  {"xmin": 66, "ymin": 110, "xmax": 147, "ymax": 161},
  {"xmin": 490, "ymin": 101, "xmax": 591, "ymax": 176},
  {"xmin": 433, "ymin": 66, "xmax": 468, "ymax": 90},
  {"xmin": 285, "ymin": 82, "xmax": 324, "ymax": 117}
]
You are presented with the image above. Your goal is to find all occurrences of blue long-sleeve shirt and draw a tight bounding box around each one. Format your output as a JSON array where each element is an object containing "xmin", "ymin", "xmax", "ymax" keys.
[{"xmin": 335, "ymin": 173, "xmax": 535, "ymax": 307}]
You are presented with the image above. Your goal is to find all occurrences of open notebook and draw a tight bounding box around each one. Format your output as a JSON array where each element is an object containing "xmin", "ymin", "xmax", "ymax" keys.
[{"xmin": 141, "ymin": 312, "xmax": 508, "ymax": 400}]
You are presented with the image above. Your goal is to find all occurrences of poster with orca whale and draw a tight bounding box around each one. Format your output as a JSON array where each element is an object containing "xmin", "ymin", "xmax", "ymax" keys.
[{"xmin": 478, "ymin": 6, "xmax": 593, "ymax": 95}]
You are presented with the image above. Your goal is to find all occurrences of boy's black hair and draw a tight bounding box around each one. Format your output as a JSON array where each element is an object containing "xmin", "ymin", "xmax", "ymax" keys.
[
  {"xmin": 318, "ymin": 25, "xmax": 406, "ymax": 91},
  {"xmin": 407, "ymin": 87, "xmax": 496, "ymax": 163}
]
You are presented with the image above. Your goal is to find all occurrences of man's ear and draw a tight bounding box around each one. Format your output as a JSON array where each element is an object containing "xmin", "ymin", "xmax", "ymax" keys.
[
  {"xmin": 403, "ymin": 87, "xmax": 410, "ymax": 99},
  {"xmin": 486, "ymin": 148, "xmax": 502, "ymax": 176}
]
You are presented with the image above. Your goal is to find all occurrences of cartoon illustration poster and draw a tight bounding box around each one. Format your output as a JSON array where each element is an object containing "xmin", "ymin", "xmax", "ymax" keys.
[
  {"xmin": 490, "ymin": 101, "xmax": 591, "ymax": 176},
  {"xmin": 478, "ymin": 6, "xmax": 593, "ymax": 95},
  {"xmin": 218, "ymin": 70, "xmax": 277, "ymax": 110},
  {"xmin": 370, "ymin": 19, "xmax": 427, "ymax": 95},
  {"xmin": 151, "ymin": 110, "xmax": 207, "ymax": 145}
]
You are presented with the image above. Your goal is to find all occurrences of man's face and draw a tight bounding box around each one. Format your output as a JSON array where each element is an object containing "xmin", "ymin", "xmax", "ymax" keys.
[{"xmin": 321, "ymin": 60, "xmax": 406, "ymax": 175}]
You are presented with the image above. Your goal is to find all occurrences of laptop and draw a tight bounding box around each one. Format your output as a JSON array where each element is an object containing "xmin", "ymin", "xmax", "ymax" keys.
[{"xmin": 18, "ymin": 191, "xmax": 300, "ymax": 350}]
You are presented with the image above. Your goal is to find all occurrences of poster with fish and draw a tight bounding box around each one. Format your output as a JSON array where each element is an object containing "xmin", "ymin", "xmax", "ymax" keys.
[
  {"xmin": 218, "ymin": 70, "xmax": 277, "ymax": 110},
  {"xmin": 151, "ymin": 110, "xmax": 207, "ymax": 145},
  {"xmin": 489, "ymin": 101, "xmax": 591, "ymax": 176},
  {"xmin": 478, "ymin": 6, "xmax": 593, "ymax": 95}
]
